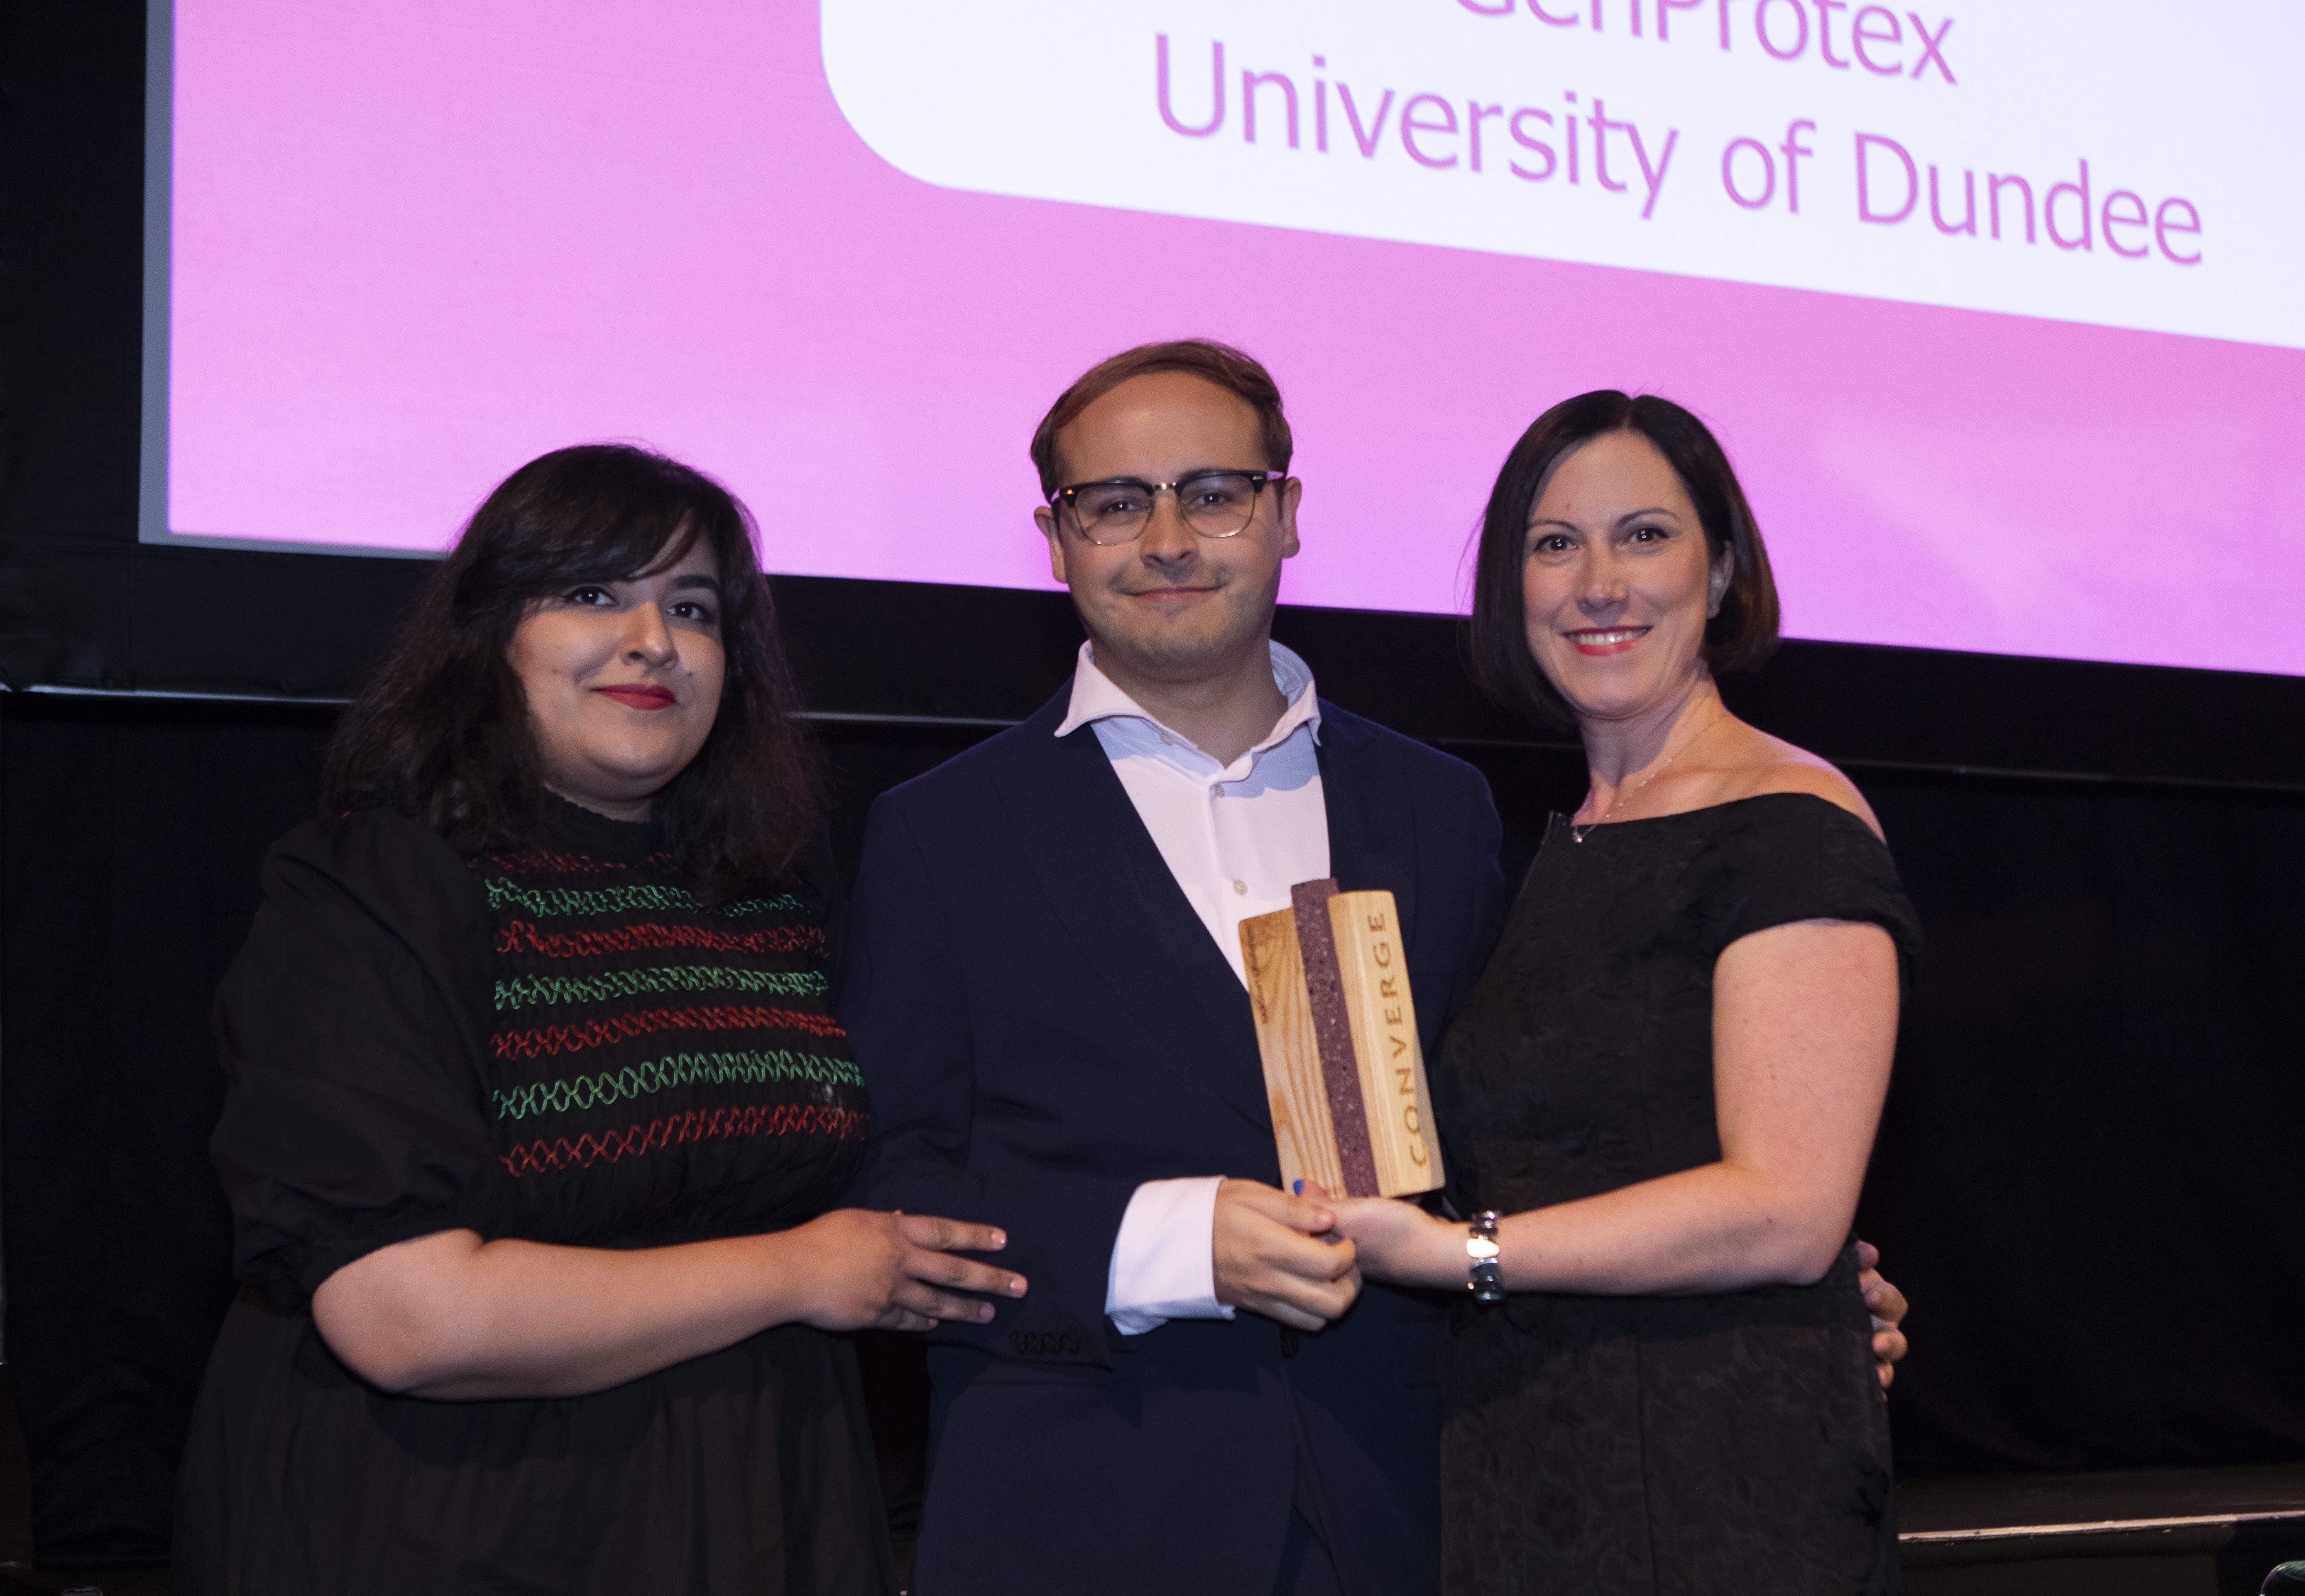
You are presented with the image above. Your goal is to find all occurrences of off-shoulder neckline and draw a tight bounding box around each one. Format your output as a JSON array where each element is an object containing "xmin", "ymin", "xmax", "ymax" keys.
[{"xmin": 1551, "ymin": 789, "xmax": 1878, "ymax": 838}]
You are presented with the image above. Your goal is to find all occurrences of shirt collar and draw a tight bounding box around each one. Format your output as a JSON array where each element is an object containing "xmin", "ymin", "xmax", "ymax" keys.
[{"xmin": 1054, "ymin": 639, "xmax": 1323, "ymax": 754}]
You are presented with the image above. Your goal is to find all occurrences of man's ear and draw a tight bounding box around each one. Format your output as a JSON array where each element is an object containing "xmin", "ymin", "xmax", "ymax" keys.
[
  {"xmin": 1036, "ymin": 505, "xmax": 1069, "ymax": 586},
  {"xmin": 1276, "ymin": 475, "xmax": 1303, "ymax": 560}
]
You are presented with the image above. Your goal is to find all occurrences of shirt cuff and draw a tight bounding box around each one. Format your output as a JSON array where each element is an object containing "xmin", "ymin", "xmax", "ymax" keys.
[{"xmin": 1105, "ymin": 1175, "xmax": 1234, "ymax": 1336}]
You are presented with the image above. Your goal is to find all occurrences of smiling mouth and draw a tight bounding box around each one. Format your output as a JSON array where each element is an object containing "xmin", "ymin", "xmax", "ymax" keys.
[
  {"xmin": 1565, "ymin": 627, "xmax": 1650, "ymax": 655},
  {"xmin": 594, "ymin": 684, "xmax": 677, "ymax": 710}
]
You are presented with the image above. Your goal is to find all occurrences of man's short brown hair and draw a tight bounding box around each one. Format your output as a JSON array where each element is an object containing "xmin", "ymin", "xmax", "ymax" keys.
[{"xmin": 1029, "ymin": 340, "xmax": 1294, "ymax": 497}]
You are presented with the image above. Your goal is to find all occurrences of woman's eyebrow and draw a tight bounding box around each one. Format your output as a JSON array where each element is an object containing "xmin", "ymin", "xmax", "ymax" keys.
[
  {"xmin": 1525, "ymin": 506, "xmax": 1679, "ymax": 530},
  {"xmin": 666, "ymin": 573, "xmax": 723, "ymax": 593}
]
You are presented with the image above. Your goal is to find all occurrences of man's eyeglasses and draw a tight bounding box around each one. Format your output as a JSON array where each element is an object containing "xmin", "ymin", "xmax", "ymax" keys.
[{"xmin": 1048, "ymin": 470, "xmax": 1287, "ymax": 547}]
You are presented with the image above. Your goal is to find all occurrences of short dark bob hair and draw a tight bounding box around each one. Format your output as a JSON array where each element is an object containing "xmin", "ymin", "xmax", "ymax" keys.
[
  {"xmin": 1467, "ymin": 391, "xmax": 1780, "ymax": 728},
  {"xmin": 322, "ymin": 443, "xmax": 824, "ymax": 903},
  {"xmin": 1029, "ymin": 339, "xmax": 1293, "ymax": 497}
]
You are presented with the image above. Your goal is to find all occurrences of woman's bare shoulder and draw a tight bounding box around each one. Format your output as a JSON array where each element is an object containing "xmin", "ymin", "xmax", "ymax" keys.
[{"xmin": 1718, "ymin": 726, "xmax": 1884, "ymax": 840}]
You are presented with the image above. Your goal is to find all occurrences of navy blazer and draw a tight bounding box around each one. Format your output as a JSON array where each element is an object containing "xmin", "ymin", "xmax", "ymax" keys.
[{"xmin": 844, "ymin": 686, "xmax": 1506, "ymax": 1596}]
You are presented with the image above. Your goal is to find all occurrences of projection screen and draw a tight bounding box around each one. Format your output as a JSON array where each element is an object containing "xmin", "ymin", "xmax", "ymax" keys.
[{"xmin": 146, "ymin": 0, "xmax": 2305, "ymax": 676}]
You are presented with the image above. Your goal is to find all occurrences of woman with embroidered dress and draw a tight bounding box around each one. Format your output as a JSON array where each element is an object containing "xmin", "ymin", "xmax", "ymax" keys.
[
  {"xmin": 174, "ymin": 444, "xmax": 1022, "ymax": 1594},
  {"xmin": 1329, "ymin": 394, "xmax": 1916, "ymax": 1594}
]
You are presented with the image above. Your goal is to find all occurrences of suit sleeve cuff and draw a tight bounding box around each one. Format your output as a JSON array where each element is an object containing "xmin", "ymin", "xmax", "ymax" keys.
[{"xmin": 1104, "ymin": 1175, "xmax": 1234, "ymax": 1336}]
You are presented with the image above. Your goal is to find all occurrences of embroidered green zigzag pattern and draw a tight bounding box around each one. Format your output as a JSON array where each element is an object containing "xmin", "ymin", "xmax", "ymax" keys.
[
  {"xmin": 493, "ymin": 965, "xmax": 828, "ymax": 1012},
  {"xmin": 493, "ymin": 1048, "xmax": 864, "ymax": 1120},
  {"xmin": 483, "ymin": 879, "xmax": 801, "ymax": 919}
]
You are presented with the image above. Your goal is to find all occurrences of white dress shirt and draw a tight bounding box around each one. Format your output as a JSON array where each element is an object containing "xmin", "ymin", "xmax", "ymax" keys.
[{"xmin": 1054, "ymin": 641, "xmax": 1332, "ymax": 1334}]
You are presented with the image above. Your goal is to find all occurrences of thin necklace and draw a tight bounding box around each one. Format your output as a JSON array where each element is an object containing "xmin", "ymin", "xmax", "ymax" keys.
[{"xmin": 1570, "ymin": 708, "xmax": 1726, "ymax": 844}]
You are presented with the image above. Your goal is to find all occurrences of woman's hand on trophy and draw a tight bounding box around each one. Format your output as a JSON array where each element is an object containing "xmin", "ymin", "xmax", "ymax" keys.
[{"xmin": 1322, "ymin": 1197, "xmax": 1463, "ymax": 1290}]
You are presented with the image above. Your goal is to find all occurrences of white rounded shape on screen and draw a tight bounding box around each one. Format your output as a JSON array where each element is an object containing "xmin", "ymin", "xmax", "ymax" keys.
[{"xmin": 823, "ymin": 0, "xmax": 2303, "ymax": 351}]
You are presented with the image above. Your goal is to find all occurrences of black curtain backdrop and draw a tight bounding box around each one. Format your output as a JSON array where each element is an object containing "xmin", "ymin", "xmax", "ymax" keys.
[
  {"xmin": 1859, "ymin": 776, "xmax": 2305, "ymax": 1472},
  {"xmin": 0, "ymin": 699, "xmax": 328, "ymax": 1558},
  {"xmin": 5, "ymin": 0, "xmax": 2303, "ymax": 1567}
]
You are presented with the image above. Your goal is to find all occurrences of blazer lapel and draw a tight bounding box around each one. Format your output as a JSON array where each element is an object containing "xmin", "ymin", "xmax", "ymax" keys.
[{"xmin": 990, "ymin": 695, "xmax": 1272, "ymax": 1134}]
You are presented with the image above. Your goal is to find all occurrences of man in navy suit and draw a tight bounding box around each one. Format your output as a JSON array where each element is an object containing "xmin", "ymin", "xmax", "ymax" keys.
[
  {"xmin": 843, "ymin": 341, "xmax": 1900, "ymax": 1595},
  {"xmin": 844, "ymin": 340, "xmax": 1501, "ymax": 1596}
]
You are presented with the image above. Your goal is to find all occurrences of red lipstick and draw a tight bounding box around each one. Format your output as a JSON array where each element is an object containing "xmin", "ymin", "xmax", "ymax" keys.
[{"xmin": 594, "ymin": 684, "xmax": 676, "ymax": 710}]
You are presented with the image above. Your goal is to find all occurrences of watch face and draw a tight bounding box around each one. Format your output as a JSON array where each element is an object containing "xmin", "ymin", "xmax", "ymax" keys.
[{"xmin": 1466, "ymin": 1236, "xmax": 1501, "ymax": 1261}]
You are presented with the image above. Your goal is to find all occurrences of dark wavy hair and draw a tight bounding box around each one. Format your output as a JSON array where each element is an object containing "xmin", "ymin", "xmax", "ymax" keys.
[
  {"xmin": 321, "ymin": 443, "xmax": 824, "ymax": 903},
  {"xmin": 1466, "ymin": 391, "xmax": 1780, "ymax": 728},
  {"xmin": 1029, "ymin": 339, "xmax": 1293, "ymax": 496}
]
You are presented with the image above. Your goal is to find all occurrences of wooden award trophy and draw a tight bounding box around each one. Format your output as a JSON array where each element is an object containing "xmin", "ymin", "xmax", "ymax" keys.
[{"xmin": 1238, "ymin": 879, "xmax": 1445, "ymax": 1199}]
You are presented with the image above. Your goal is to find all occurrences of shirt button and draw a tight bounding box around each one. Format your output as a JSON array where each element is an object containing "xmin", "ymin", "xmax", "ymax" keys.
[
  {"xmin": 1158, "ymin": 733, "xmax": 1175, "ymax": 746},
  {"xmin": 1232, "ymin": 880, "xmax": 1247, "ymax": 895}
]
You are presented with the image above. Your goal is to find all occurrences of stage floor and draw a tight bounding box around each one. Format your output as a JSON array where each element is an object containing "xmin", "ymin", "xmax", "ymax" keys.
[{"xmin": 1902, "ymin": 1463, "xmax": 2305, "ymax": 1596}]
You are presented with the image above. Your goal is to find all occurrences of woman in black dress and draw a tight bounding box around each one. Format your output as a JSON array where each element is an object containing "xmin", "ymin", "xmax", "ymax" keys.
[
  {"xmin": 175, "ymin": 445, "xmax": 1024, "ymax": 1594},
  {"xmin": 1332, "ymin": 394, "xmax": 1915, "ymax": 1593}
]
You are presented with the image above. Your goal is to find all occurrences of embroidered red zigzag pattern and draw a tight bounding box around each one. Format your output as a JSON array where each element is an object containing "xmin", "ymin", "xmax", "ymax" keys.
[
  {"xmin": 500, "ymin": 1102, "xmax": 868, "ymax": 1175},
  {"xmin": 492, "ymin": 1003, "xmax": 847, "ymax": 1060},
  {"xmin": 494, "ymin": 916, "xmax": 827, "ymax": 960}
]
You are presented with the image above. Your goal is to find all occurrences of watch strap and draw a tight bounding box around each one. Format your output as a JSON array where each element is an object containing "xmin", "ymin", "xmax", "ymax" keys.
[{"xmin": 1466, "ymin": 1210, "xmax": 1505, "ymax": 1303}]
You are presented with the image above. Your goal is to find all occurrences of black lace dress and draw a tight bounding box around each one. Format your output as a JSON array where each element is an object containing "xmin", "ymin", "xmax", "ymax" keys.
[
  {"xmin": 174, "ymin": 798, "xmax": 891, "ymax": 1595},
  {"xmin": 1430, "ymin": 794, "xmax": 1920, "ymax": 1596}
]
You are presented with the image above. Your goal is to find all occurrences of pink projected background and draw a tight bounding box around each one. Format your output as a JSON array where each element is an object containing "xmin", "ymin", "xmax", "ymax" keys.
[{"xmin": 162, "ymin": 1, "xmax": 2305, "ymax": 676}]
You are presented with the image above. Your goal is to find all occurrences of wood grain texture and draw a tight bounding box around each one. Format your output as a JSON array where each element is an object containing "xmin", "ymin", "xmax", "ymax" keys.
[
  {"xmin": 1239, "ymin": 905, "xmax": 1347, "ymax": 1200},
  {"xmin": 1327, "ymin": 891, "xmax": 1446, "ymax": 1198}
]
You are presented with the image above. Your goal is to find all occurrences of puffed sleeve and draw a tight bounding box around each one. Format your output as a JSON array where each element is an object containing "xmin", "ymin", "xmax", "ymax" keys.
[
  {"xmin": 1701, "ymin": 794, "xmax": 1923, "ymax": 979},
  {"xmin": 210, "ymin": 808, "xmax": 505, "ymax": 1312}
]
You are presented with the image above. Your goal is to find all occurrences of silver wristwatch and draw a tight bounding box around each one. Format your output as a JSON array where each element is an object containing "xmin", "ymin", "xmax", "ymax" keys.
[{"xmin": 1465, "ymin": 1211, "xmax": 1505, "ymax": 1303}]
